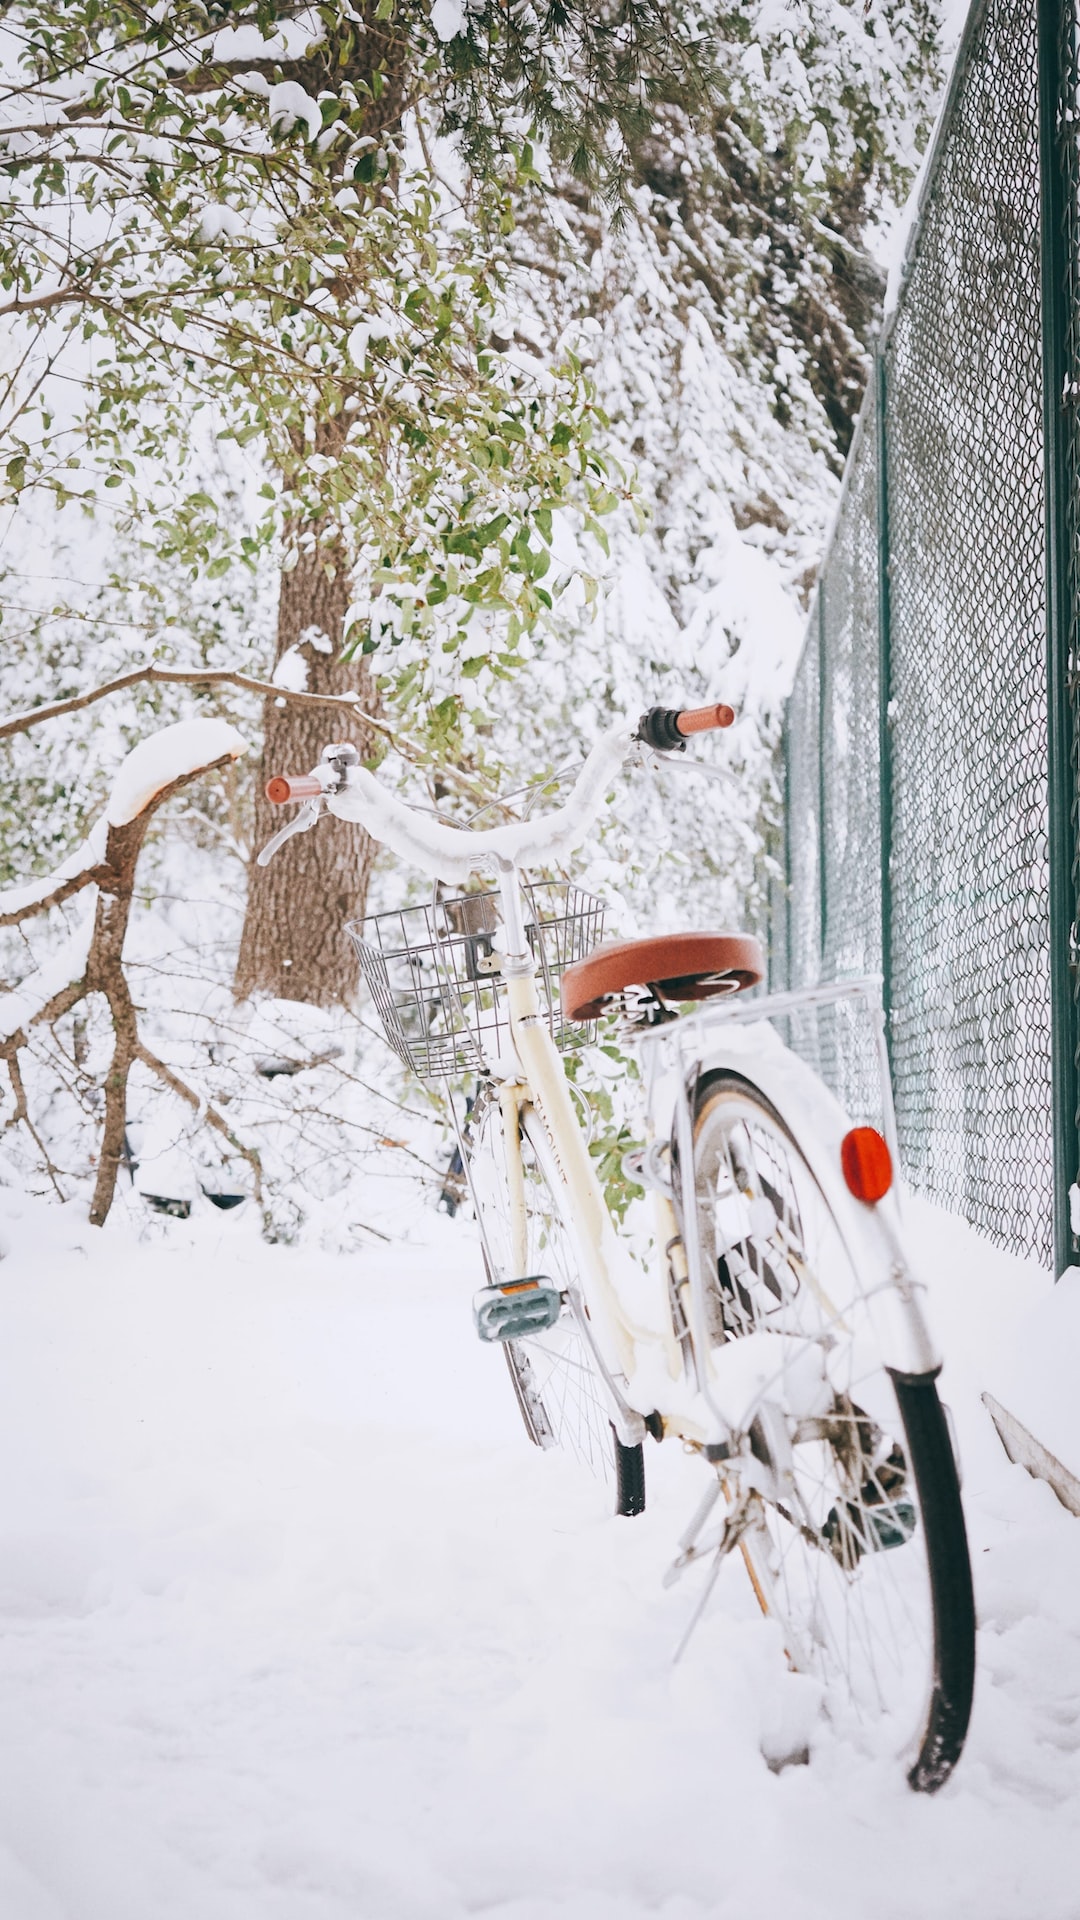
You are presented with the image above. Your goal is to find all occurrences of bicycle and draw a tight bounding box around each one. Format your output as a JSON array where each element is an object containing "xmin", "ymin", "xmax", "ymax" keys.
[{"xmin": 262, "ymin": 700, "xmax": 976, "ymax": 1793}]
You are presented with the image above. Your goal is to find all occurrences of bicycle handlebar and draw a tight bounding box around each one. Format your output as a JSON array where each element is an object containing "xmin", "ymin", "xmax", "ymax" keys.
[
  {"xmin": 265, "ymin": 773, "xmax": 326, "ymax": 804},
  {"xmin": 635, "ymin": 702, "xmax": 735, "ymax": 752},
  {"xmin": 261, "ymin": 699, "xmax": 736, "ymax": 883},
  {"xmin": 677, "ymin": 701, "xmax": 736, "ymax": 734}
]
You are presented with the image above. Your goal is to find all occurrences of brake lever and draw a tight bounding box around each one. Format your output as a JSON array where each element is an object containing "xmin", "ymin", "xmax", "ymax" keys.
[
  {"xmin": 256, "ymin": 796, "xmax": 324, "ymax": 867},
  {"xmin": 640, "ymin": 745, "xmax": 736, "ymax": 788}
]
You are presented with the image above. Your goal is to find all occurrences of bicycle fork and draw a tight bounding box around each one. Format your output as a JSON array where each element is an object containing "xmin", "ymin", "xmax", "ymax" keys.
[
  {"xmin": 489, "ymin": 1072, "xmax": 648, "ymax": 1452},
  {"xmin": 486, "ymin": 859, "xmax": 647, "ymax": 1450}
]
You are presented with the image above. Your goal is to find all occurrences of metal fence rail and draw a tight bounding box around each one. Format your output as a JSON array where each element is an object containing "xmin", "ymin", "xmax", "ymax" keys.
[{"xmin": 780, "ymin": 0, "xmax": 1080, "ymax": 1272}]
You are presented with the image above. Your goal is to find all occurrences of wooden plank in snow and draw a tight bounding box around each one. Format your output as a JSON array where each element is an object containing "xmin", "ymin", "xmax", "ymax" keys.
[{"xmin": 982, "ymin": 1392, "xmax": 1080, "ymax": 1519}]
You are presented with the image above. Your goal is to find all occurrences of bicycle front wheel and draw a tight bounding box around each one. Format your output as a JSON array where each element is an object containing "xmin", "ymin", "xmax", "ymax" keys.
[
  {"xmin": 469, "ymin": 1091, "xmax": 643, "ymax": 1508},
  {"xmin": 689, "ymin": 1072, "xmax": 974, "ymax": 1791}
]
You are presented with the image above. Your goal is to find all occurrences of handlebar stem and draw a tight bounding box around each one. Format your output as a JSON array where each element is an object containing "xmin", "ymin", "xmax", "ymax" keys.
[
  {"xmin": 262, "ymin": 699, "xmax": 736, "ymax": 878},
  {"xmin": 495, "ymin": 857, "xmax": 532, "ymax": 966}
]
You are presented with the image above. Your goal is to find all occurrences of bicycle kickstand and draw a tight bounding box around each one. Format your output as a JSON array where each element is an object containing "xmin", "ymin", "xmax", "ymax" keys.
[{"xmin": 665, "ymin": 1475, "xmax": 756, "ymax": 1664}]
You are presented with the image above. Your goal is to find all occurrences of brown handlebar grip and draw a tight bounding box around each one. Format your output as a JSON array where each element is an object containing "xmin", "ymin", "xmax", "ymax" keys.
[
  {"xmin": 266, "ymin": 773, "xmax": 324, "ymax": 804},
  {"xmin": 676, "ymin": 702, "xmax": 736, "ymax": 735}
]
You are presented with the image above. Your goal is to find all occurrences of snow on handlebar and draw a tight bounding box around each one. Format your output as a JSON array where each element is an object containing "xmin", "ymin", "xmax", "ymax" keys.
[
  {"xmin": 325, "ymin": 723, "xmax": 634, "ymax": 885},
  {"xmin": 259, "ymin": 700, "xmax": 737, "ymax": 879}
]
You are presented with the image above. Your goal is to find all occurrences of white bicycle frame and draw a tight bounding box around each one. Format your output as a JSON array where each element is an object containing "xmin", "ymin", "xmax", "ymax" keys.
[
  {"xmin": 473, "ymin": 854, "xmax": 650, "ymax": 1446},
  {"xmin": 318, "ymin": 719, "xmax": 938, "ymax": 1453}
]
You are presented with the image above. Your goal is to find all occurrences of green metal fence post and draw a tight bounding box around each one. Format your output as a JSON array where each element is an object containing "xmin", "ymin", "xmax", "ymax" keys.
[
  {"xmin": 1038, "ymin": 0, "xmax": 1080, "ymax": 1274},
  {"xmin": 875, "ymin": 351, "xmax": 894, "ymax": 1075},
  {"xmin": 783, "ymin": 712, "xmax": 793, "ymax": 991},
  {"xmin": 818, "ymin": 592, "xmax": 828, "ymax": 975}
]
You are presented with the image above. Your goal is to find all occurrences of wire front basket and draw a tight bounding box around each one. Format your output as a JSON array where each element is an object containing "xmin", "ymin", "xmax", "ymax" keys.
[{"xmin": 347, "ymin": 882, "xmax": 606, "ymax": 1078}]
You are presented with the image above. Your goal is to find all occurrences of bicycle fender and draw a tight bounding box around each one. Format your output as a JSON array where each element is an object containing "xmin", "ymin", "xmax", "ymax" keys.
[{"xmin": 673, "ymin": 1021, "xmax": 941, "ymax": 1379}]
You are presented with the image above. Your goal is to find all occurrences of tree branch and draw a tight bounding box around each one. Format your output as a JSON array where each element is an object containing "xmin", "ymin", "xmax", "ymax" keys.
[
  {"xmin": 0, "ymin": 863, "xmax": 111, "ymax": 931},
  {"xmin": 0, "ymin": 283, "xmax": 93, "ymax": 321},
  {"xmin": 135, "ymin": 1043, "xmax": 263, "ymax": 1206},
  {"xmin": 0, "ymin": 664, "xmax": 389, "ymax": 744},
  {"xmin": 30, "ymin": 979, "xmax": 90, "ymax": 1031},
  {"xmin": 0, "ymin": 663, "xmax": 504, "ymax": 808},
  {"xmin": 0, "ymin": 1036, "xmax": 66, "ymax": 1198}
]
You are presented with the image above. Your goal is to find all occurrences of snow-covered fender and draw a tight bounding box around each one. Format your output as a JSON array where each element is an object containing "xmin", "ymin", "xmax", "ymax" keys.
[{"xmin": 671, "ymin": 1018, "xmax": 941, "ymax": 1382}]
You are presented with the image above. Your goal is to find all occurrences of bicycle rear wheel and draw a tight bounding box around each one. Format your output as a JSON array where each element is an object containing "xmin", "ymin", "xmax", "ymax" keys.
[
  {"xmin": 469, "ymin": 1091, "xmax": 644, "ymax": 1510},
  {"xmin": 689, "ymin": 1072, "xmax": 974, "ymax": 1791}
]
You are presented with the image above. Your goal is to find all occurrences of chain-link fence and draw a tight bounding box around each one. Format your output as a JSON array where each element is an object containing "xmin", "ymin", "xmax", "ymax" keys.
[{"xmin": 779, "ymin": 0, "xmax": 1080, "ymax": 1272}]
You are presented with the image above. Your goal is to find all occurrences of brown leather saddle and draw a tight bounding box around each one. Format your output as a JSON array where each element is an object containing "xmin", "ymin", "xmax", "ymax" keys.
[{"xmin": 560, "ymin": 931, "xmax": 764, "ymax": 1023}]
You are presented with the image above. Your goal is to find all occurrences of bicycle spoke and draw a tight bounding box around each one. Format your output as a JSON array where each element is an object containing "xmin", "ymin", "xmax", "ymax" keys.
[
  {"xmin": 470, "ymin": 1094, "xmax": 619, "ymax": 1486},
  {"xmin": 692, "ymin": 1078, "xmax": 940, "ymax": 1746}
]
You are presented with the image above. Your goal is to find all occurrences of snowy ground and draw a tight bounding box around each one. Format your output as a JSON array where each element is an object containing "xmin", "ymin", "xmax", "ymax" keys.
[{"xmin": 0, "ymin": 1179, "xmax": 1078, "ymax": 1920}]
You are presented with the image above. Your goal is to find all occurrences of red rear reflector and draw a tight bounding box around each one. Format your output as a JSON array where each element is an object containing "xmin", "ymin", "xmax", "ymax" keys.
[{"xmin": 840, "ymin": 1127, "xmax": 893, "ymax": 1203}]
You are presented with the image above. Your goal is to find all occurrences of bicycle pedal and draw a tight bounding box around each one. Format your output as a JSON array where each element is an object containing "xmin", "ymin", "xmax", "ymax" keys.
[{"xmin": 473, "ymin": 1278, "xmax": 562, "ymax": 1343}]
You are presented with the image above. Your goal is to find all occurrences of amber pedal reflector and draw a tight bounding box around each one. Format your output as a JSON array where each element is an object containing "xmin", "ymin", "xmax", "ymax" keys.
[{"xmin": 840, "ymin": 1126, "xmax": 893, "ymax": 1203}]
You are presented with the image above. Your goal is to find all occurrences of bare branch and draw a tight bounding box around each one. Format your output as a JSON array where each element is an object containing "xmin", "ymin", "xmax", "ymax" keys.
[
  {"xmin": 0, "ymin": 863, "xmax": 111, "ymax": 931},
  {"xmin": 0, "ymin": 664, "xmax": 385, "ymax": 743},
  {"xmin": 135, "ymin": 1043, "xmax": 263, "ymax": 1205},
  {"xmin": 0, "ymin": 1037, "xmax": 67, "ymax": 1198},
  {"xmin": 0, "ymin": 666, "xmax": 500, "ymax": 800},
  {"xmin": 30, "ymin": 979, "xmax": 89, "ymax": 1030},
  {"xmin": 0, "ymin": 284, "xmax": 93, "ymax": 321}
]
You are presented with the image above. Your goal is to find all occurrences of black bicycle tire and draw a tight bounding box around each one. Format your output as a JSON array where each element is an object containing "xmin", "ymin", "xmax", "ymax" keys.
[
  {"xmin": 690, "ymin": 1071, "xmax": 975, "ymax": 1791},
  {"xmin": 891, "ymin": 1372, "xmax": 976, "ymax": 1791}
]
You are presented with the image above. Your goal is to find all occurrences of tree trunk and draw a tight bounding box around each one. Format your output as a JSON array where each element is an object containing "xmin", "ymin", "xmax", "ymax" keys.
[
  {"xmin": 234, "ymin": 538, "xmax": 379, "ymax": 1007},
  {"xmin": 232, "ymin": 6, "xmax": 408, "ymax": 1010}
]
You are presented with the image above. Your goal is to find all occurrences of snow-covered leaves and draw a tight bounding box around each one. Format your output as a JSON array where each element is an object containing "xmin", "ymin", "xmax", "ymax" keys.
[
  {"xmin": 0, "ymin": 2, "xmax": 945, "ymax": 1211},
  {"xmin": 0, "ymin": 3, "xmax": 938, "ymax": 730},
  {"xmin": 388, "ymin": 1, "xmax": 941, "ymax": 925},
  {"xmin": 0, "ymin": 2, "xmax": 625, "ymax": 671}
]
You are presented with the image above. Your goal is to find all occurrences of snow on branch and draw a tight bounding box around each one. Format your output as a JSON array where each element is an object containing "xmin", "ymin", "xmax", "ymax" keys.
[
  {"xmin": 0, "ymin": 720, "xmax": 247, "ymax": 930},
  {"xmin": 105, "ymin": 718, "xmax": 247, "ymax": 825},
  {"xmin": 1, "ymin": 720, "xmax": 247, "ymax": 1040},
  {"xmin": 0, "ymin": 818, "xmax": 109, "ymax": 929},
  {"xmin": 0, "ymin": 903, "xmax": 97, "ymax": 1044},
  {"xmin": 0, "ymin": 665, "xmax": 385, "ymax": 746},
  {"xmin": 0, "ymin": 721, "xmax": 255, "ymax": 1223}
]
